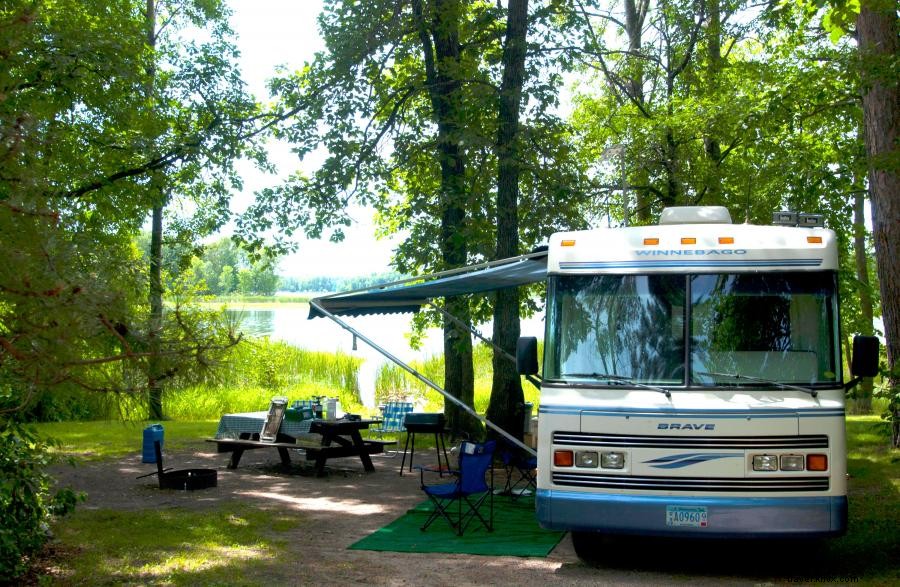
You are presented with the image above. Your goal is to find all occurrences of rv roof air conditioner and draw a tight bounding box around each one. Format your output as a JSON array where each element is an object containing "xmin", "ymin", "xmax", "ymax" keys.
[{"xmin": 658, "ymin": 206, "xmax": 733, "ymax": 225}]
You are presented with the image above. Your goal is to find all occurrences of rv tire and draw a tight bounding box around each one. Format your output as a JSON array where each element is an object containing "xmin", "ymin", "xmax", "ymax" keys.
[{"xmin": 570, "ymin": 531, "xmax": 611, "ymax": 564}]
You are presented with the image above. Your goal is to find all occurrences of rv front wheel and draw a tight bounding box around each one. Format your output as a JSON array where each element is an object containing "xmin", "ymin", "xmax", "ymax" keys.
[{"xmin": 570, "ymin": 531, "xmax": 608, "ymax": 563}]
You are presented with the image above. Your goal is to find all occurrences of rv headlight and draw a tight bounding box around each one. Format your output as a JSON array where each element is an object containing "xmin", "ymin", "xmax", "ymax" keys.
[
  {"xmin": 600, "ymin": 451, "xmax": 625, "ymax": 469},
  {"xmin": 752, "ymin": 454, "xmax": 779, "ymax": 471},
  {"xmin": 780, "ymin": 454, "xmax": 805, "ymax": 471},
  {"xmin": 575, "ymin": 451, "xmax": 599, "ymax": 468}
]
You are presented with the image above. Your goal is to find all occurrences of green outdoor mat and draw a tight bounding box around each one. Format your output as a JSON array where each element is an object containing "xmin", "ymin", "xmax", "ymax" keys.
[{"xmin": 348, "ymin": 495, "xmax": 565, "ymax": 557}]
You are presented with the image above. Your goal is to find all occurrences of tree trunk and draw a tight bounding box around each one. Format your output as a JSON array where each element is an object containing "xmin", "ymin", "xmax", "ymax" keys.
[
  {"xmin": 857, "ymin": 1, "xmax": 899, "ymax": 446},
  {"xmin": 702, "ymin": 0, "xmax": 723, "ymax": 204},
  {"xmin": 853, "ymin": 187, "xmax": 875, "ymax": 413},
  {"xmin": 664, "ymin": 127, "xmax": 680, "ymax": 205},
  {"xmin": 486, "ymin": 0, "xmax": 528, "ymax": 442},
  {"xmin": 624, "ymin": 0, "xmax": 651, "ymax": 223},
  {"xmin": 148, "ymin": 203, "xmax": 164, "ymax": 420},
  {"xmin": 145, "ymin": 0, "xmax": 164, "ymax": 420},
  {"xmin": 414, "ymin": 0, "xmax": 478, "ymax": 438},
  {"xmin": 623, "ymin": 0, "xmax": 646, "ymax": 105}
]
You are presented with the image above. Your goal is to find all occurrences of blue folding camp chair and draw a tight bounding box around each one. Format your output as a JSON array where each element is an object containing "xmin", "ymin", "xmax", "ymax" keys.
[
  {"xmin": 499, "ymin": 440, "xmax": 537, "ymax": 500},
  {"xmin": 419, "ymin": 440, "xmax": 495, "ymax": 536}
]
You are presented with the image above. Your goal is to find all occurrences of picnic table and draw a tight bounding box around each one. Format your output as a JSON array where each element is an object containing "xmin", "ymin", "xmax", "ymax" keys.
[
  {"xmin": 209, "ymin": 413, "xmax": 392, "ymax": 476},
  {"xmin": 306, "ymin": 419, "xmax": 388, "ymax": 476}
]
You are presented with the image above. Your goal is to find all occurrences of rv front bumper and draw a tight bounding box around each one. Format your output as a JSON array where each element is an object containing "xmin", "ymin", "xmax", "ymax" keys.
[{"xmin": 536, "ymin": 489, "xmax": 847, "ymax": 539}]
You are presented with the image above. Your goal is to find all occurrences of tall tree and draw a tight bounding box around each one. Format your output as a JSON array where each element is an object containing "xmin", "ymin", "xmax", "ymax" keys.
[
  {"xmin": 486, "ymin": 0, "xmax": 529, "ymax": 440},
  {"xmin": 855, "ymin": 0, "xmax": 899, "ymax": 445},
  {"xmin": 810, "ymin": 0, "xmax": 900, "ymax": 443},
  {"xmin": 139, "ymin": 0, "xmax": 268, "ymax": 418},
  {"xmin": 1, "ymin": 0, "xmax": 264, "ymax": 415},
  {"xmin": 1, "ymin": 0, "xmax": 153, "ymax": 409},
  {"xmin": 251, "ymin": 0, "xmax": 591, "ymax": 439},
  {"xmin": 146, "ymin": 0, "xmax": 165, "ymax": 420},
  {"xmin": 412, "ymin": 0, "xmax": 477, "ymax": 436},
  {"xmin": 571, "ymin": 0, "xmax": 711, "ymax": 215}
]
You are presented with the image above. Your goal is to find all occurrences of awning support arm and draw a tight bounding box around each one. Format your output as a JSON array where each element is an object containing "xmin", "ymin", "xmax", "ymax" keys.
[
  {"xmin": 428, "ymin": 301, "xmax": 543, "ymax": 389},
  {"xmin": 310, "ymin": 299, "xmax": 536, "ymax": 457},
  {"xmin": 427, "ymin": 300, "xmax": 517, "ymax": 366}
]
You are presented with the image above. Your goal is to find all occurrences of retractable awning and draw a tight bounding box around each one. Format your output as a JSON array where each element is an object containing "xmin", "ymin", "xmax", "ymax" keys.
[
  {"xmin": 308, "ymin": 250, "xmax": 548, "ymax": 319},
  {"xmin": 307, "ymin": 250, "xmax": 547, "ymax": 456}
]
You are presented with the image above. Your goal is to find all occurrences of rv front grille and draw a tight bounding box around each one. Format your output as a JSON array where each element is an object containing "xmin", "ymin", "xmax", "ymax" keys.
[
  {"xmin": 552, "ymin": 472, "xmax": 830, "ymax": 492},
  {"xmin": 552, "ymin": 431, "xmax": 829, "ymax": 450}
]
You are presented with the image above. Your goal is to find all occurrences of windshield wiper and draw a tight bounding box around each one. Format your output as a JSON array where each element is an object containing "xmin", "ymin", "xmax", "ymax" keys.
[
  {"xmin": 560, "ymin": 373, "xmax": 672, "ymax": 398},
  {"xmin": 696, "ymin": 371, "xmax": 818, "ymax": 398}
]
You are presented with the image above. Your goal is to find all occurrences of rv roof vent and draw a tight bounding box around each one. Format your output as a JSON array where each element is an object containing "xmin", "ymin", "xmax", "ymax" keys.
[{"xmin": 659, "ymin": 206, "xmax": 732, "ymax": 225}]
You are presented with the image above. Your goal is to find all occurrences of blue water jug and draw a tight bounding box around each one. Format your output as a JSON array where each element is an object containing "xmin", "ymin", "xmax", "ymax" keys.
[{"xmin": 142, "ymin": 424, "xmax": 164, "ymax": 463}]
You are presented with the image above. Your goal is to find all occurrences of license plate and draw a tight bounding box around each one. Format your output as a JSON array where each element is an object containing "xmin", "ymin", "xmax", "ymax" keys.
[{"xmin": 666, "ymin": 506, "xmax": 708, "ymax": 528}]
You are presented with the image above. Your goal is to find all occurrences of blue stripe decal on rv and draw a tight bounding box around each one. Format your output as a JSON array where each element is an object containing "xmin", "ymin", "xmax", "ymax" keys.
[
  {"xmin": 559, "ymin": 259, "xmax": 823, "ymax": 270},
  {"xmin": 538, "ymin": 405, "xmax": 845, "ymax": 418},
  {"xmin": 642, "ymin": 453, "xmax": 743, "ymax": 468}
]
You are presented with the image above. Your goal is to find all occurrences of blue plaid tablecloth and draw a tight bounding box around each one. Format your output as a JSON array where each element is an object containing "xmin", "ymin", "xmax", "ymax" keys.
[{"xmin": 215, "ymin": 411, "xmax": 313, "ymax": 439}]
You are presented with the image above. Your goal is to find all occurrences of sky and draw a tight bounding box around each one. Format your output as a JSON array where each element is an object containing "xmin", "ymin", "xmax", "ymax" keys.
[{"xmin": 226, "ymin": 0, "xmax": 402, "ymax": 278}]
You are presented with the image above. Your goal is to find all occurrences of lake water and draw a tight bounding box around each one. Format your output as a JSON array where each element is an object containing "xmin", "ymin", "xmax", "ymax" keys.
[{"xmin": 226, "ymin": 304, "xmax": 544, "ymax": 407}]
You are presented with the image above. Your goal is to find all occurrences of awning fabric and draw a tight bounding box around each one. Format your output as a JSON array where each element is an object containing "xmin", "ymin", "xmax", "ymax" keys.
[{"xmin": 308, "ymin": 252, "xmax": 548, "ymax": 319}]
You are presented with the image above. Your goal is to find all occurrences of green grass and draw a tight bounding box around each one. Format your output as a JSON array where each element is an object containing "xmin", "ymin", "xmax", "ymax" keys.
[
  {"xmin": 35, "ymin": 421, "xmax": 217, "ymax": 460},
  {"xmin": 161, "ymin": 339, "xmax": 367, "ymax": 420},
  {"xmin": 26, "ymin": 339, "xmax": 366, "ymax": 423},
  {"xmin": 825, "ymin": 416, "xmax": 900, "ymax": 580},
  {"xmin": 35, "ymin": 415, "xmax": 899, "ymax": 584},
  {"xmin": 48, "ymin": 505, "xmax": 300, "ymax": 586},
  {"xmin": 189, "ymin": 339, "xmax": 362, "ymax": 397}
]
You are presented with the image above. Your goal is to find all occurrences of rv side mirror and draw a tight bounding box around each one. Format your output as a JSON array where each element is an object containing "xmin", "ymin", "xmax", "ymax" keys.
[
  {"xmin": 851, "ymin": 335, "xmax": 880, "ymax": 378},
  {"xmin": 517, "ymin": 336, "xmax": 539, "ymax": 376}
]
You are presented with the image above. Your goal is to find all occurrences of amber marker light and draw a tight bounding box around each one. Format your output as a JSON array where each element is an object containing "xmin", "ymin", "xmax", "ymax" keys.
[
  {"xmin": 561, "ymin": 239, "xmax": 576, "ymax": 247},
  {"xmin": 807, "ymin": 236, "xmax": 823, "ymax": 244},
  {"xmin": 554, "ymin": 450, "xmax": 574, "ymax": 467},
  {"xmin": 719, "ymin": 237, "xmax": 734, "ymax": 244},
  {"xmin": 643, "ymin": 238, "xmax": 659, "ymax": 246},
  {"xmin": 807, "ymin": 454, "xmax": 828, "ymax": 471},
  {"xmin": 681, "ymin": 237, "xmax": 697, "ymax": 245}
]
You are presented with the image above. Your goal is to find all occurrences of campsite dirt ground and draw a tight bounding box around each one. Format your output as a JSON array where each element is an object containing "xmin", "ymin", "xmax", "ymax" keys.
[{"xmin": 47, "ymin": 446, "xmax": 772, "ymax": 586}]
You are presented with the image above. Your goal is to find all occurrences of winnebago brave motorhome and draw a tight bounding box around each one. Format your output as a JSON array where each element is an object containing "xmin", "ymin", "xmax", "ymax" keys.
[
  {"xmin": 515, "ymin": 206, "xmax": 879, "ymax": 554},
  {"xmin": 309, "ymin": 206, "xmax": 879, "ymax": 559}
]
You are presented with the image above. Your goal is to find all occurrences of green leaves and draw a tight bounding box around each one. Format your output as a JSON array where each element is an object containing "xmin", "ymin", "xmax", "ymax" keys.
[
  {"xmin": 1, "ymin": 1, "xmax": 269, "ymax": 415},
  {"xmin": 0, "ymin": 420, "xmax": 83, "ymax": 579}
]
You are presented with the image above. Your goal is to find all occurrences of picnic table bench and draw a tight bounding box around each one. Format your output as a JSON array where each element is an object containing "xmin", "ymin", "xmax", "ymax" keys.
[{"xmin": 209, "ymin": 417, "xmax": 393, "ymax": 476}]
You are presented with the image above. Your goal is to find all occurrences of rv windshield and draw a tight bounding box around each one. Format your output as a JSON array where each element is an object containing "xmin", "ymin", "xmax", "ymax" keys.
[
  {"xmin": 544, "ymin": 272, "xmax": 840, "ymax": 388},
  {"xmin": 545, "ymin": 274, "xmax": 686, "ymax": 385},
  {"xmin": 689, "ymin": 273, "xmax": 839, "ymax": 386}
]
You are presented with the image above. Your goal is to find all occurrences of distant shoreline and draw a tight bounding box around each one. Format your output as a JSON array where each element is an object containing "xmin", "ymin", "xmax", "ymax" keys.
[
  {"xmin": 193, "ymin": 294, "xmax": 321, "ymax": 310},
  {"xmin": 197, "ymin": 301, "xmax": 311, "ymax": 310}
]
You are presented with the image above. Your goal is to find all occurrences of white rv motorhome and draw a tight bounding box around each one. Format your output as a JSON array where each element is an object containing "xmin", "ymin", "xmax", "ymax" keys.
[
  {"xmin": 310, "ymin": 205, "xmax": 879, "ymax": 558},
  {"xmin": 514, "ymin": 206, "xmax": 879, "ymax": 553}
]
